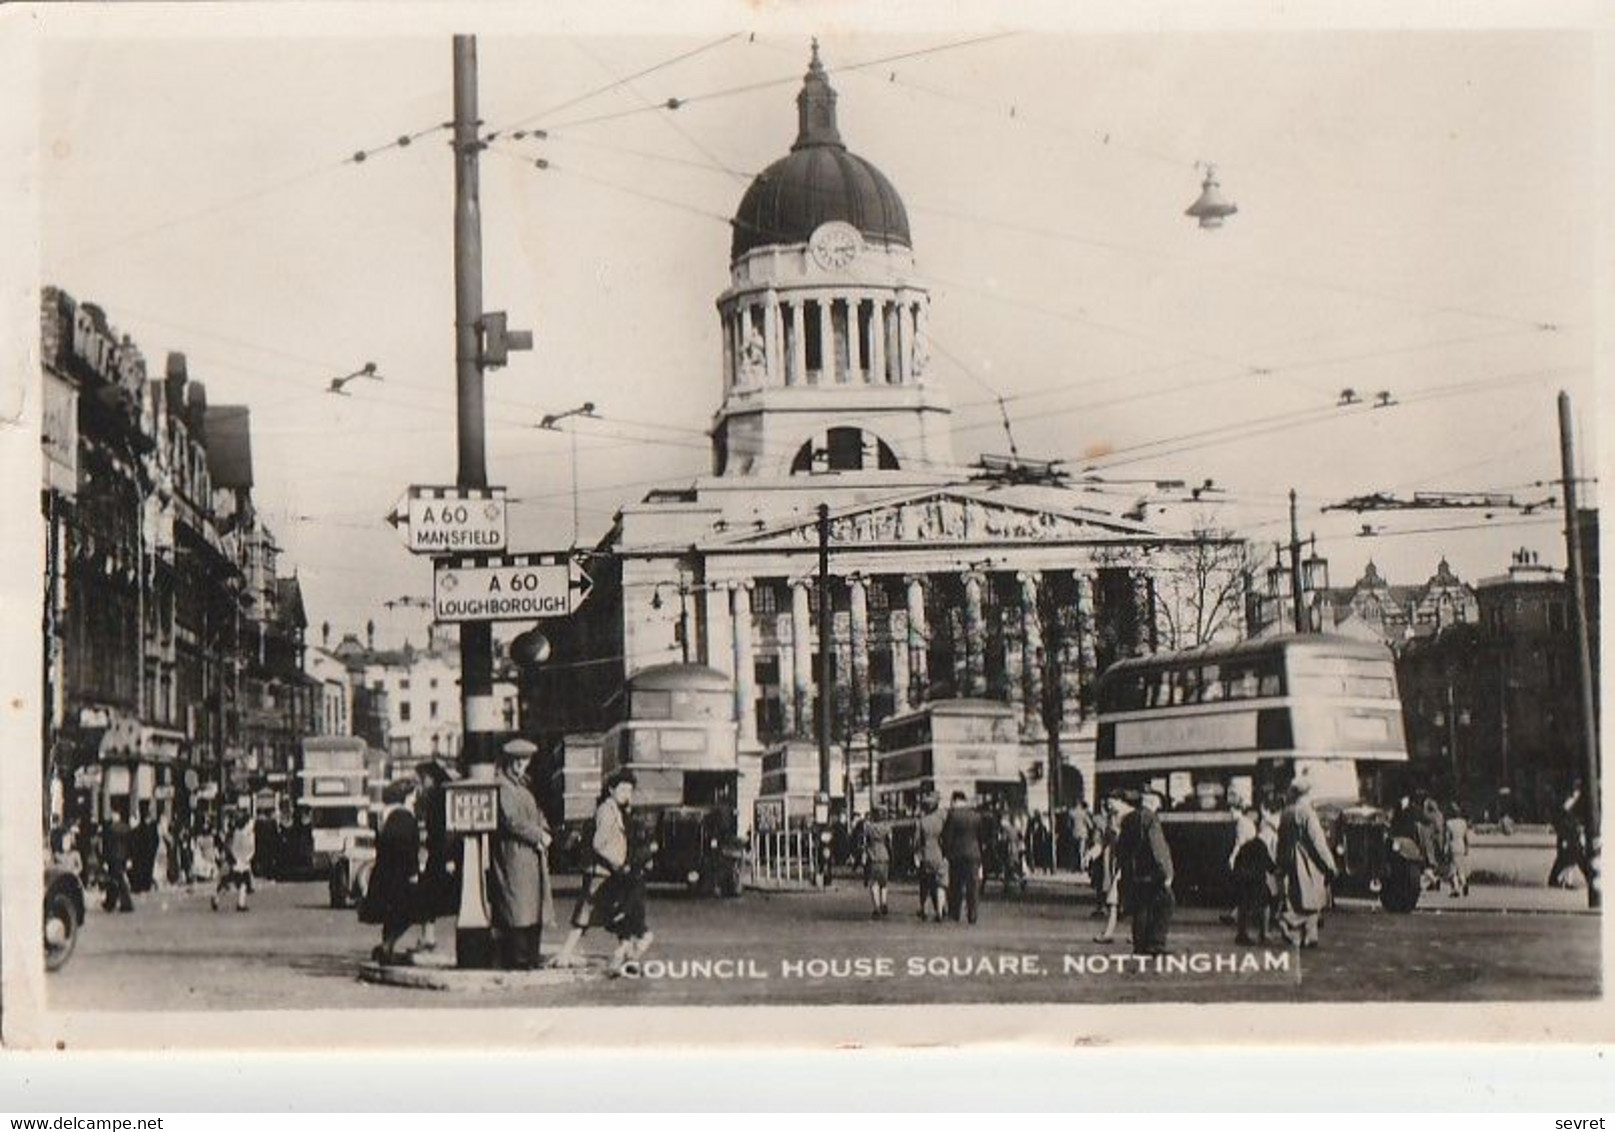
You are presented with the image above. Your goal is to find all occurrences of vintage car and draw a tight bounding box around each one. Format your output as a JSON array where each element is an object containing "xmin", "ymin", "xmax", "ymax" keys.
[
  {"xmin": 44, "ymin": 864, "xmax": 86, "ymax": 972},
  {"xmin": 326, "ymin": 829, "xmax": 378, "ymax": 910}
]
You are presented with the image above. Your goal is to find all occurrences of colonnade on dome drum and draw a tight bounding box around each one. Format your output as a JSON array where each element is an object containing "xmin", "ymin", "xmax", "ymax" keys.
[{"xmin": 720, "ymin": 286, "xmax": 930, "ymax": 391}]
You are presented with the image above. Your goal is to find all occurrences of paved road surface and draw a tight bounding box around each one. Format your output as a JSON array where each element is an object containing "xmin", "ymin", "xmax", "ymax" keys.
[{"xmin": 47, "ymin": 875, "xmax": 1600, "ymax": 1011}]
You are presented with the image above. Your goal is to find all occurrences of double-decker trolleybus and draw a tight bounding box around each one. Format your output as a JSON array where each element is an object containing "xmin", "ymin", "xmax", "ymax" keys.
[
  {"xmin": 598, "ymin": 663, "xmax": 745, "ymax": 896},
  {"xmin": 875, "ymin": 699, "xmax": 1024, "ymax": 877},
  {"xmin": 1094, "ymin": 634, "xmax": 1414, "ymax": 908},
  {"xmin": 292, "ymin": 735, "xmax": 373, "ymax": 875}
]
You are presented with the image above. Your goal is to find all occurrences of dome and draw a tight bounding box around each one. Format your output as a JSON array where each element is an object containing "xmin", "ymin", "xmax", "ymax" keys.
[
  {"xmin": 627, "ymin": 662, "xmax": 731, "ymax": 694},
  {"xmin": 730, "ymin": 43, "xmax": 911, "ymax": 262}
]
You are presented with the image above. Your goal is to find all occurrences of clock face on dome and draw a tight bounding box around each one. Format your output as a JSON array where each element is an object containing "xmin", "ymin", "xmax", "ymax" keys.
[{"xmin": 809, "ymin": 221, "xmax": 864, "ymax": 270}]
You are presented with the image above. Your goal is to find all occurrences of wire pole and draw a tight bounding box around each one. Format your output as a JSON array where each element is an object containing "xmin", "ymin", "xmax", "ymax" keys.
[
  {"xmin": 451, "ymin": 34, "xmax": 499, "ymax": 968},
  {"xmin": 569, "ymin": 425, "xmax": 580, "ymax": 548},
  {"xmin": 1288, "ymin": 487, "xmax": 1306, "ymax": 633},
  {"xmin": 817, "ymin": 503, "xmax": 833, "ymax": 798},
  {"xmin": 1558, "ymin": 390, "xmax": 1600, "ymax": 909}
]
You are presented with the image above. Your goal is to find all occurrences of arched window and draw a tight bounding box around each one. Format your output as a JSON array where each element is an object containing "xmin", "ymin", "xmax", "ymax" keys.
[{"xmin": 790, "ymin": 427, "xmax": 900, "ymax": 474}]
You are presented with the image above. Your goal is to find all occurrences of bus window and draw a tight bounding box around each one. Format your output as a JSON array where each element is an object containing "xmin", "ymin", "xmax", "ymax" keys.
[
  {"xmin": 1201, "ymin": 665, "xmax": 1224, "ymax": 703},
  {"xmin": 1109, "ymin": 675, "xmax": 1146, "ymax": 712},
  {"xmin": 1224, "ymin": 663, "xmax": 1260, "ymax": 700},
  {"xmin": 1256, "ymin": 659, "xmax": 1283, "ymax": 698},
  {"xmin": 632, "ymin": 690, "xmax": 673, "ymax": 720},
  {"xmin": 1179, "ymin": 667, "xmax": 1200, "ymax": 704},
  {"xmin": 1167, "ymin": 771, "xmax": 1193, "ymax": 808},
  {"xmin": 1290, "ymin": 758, "xmax": 1361, "ymax": 805}
]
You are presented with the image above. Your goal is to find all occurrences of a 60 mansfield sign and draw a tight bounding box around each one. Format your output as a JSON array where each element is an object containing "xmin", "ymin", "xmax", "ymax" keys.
[
  {"xmin": 432, "ymin": 553, "xmax": 590, "ymax": 623},
  {"xmin": 388, "ymin": 485, "xmax": 506, "ymax": 554}
]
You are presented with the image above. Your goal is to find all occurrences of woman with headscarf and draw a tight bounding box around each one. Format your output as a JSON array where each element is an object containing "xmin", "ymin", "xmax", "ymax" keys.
[{"xmin": 413, "ymin": 760, "xmax": 459, "ymax": 952}]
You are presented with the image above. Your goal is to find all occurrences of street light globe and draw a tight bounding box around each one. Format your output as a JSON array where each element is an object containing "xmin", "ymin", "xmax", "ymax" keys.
[{"xmin": 510, "ymin": 627, "xmax": 552, "ymax": 668}]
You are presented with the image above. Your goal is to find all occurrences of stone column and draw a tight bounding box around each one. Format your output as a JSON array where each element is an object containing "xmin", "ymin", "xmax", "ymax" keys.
[
  {"xmin": 762, "ymin": 290, "xmax": 779, "ymax": 386},
  {"xmin": 913, "ymin": 300, "xmax": 930, "ymax": 379},
  {"xmin": 962, "ymin": 570, "xmax": 987, "ymax": 697},
  {"xmin": 848, "ymin": 574, "xmax": 870, "ymax": 735},
  {"xmin": 1069, "ymin": 572, "xmax": 1096, "ymax": 726},
  {"xmin": 857, "ymin": 296, "xmax": 873, "ymax": 384},
  {"xmin": 1018, "ymin": 571, "xmax": 1044, "ymax": 736},
  {"xmin": 721, "ymin": 311, "xmax": 736, "ymax": 388},
  {"xmin": 705, "ymin": 586, "xmax": 732, "ymax": 676},
  {"xmin": 777, "ymin": 609, "xmax": 797, "ymax": 736},
  {"xmin": 871, "ymin": 300, "xmax": 887, "ymax": 385},
  {"xmin": 790, "ymin": 299, "xmax": 807, "ymax": 387},
  {"xmin": 905, "ymin": 575, "xmax": 929, "ymax": 706},
  {"xmin": 730, "ymin": 582, "xmax": 757, "ymax": 745},
  {"xmin": 790, "ymin": 580, "xmax": 814, "ymax": 739},
  {"xmin": 889, "ymin": 604, "xmax": 910, "ymax": 712},
  {"xmin": 816, "ymin": 297, "xmax": 835, "ymax": 385},
  {"xmin": 897, "ymin": 296, "xmax": 916, "ymax": 385}
]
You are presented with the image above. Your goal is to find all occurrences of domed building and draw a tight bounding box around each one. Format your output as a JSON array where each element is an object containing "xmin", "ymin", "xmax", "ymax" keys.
[{"xmin": 532, "ymin": 46, "xmax": 1189, "ymax": 833}]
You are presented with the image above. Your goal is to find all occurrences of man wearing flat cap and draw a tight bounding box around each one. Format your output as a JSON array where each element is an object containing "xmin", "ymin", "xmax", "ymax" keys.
[
  {"xmin": 1277, "ymin": 775, "xmax": 1337, "ymax": 948},
  {"xmin": 1118, "ymin": 786, "xmax": 1175, "ymax": 955},
  {"xmin": 490, "ymin": 738, "xmax": 552, "ymax": 970}
]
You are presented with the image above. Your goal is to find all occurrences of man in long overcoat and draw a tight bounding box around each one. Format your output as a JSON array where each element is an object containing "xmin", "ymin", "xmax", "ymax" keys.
[
  {"xmin": 1277, "ymin": 777, "xmax": 1337, "ymax": 948},
  {"xmin": 490, "ymin": 739, "xmax": 552, "ymax": 970},
  {"xmin": 940, "ymin": 791, "xmax": 984, "ymax": 925},
  {"xmin": 1119, "ymin": 788, "xmax": 1174, "ymax": 955}
]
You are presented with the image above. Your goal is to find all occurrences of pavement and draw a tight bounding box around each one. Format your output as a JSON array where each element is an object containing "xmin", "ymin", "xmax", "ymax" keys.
[
  {"xmin": 44, "ymin": 871, "xmax": 1601, "ymax": 1011},
  {"xmin": 1021, "ymin": 870, "xmax": 1598, "ymax": 914}
]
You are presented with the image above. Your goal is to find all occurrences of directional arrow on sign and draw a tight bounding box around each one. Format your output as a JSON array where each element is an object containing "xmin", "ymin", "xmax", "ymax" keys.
[
  {"xmin": 569, "ymin": 552, "xmax": 594, "ymax": 606},
  {"xmin": 389, "ymin": 485, "xmax": 507, "ymax": 554}
]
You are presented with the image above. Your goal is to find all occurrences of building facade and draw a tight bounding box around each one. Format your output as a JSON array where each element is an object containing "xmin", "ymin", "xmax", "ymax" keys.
[
  {"xmin": 1397, "ymin": 544, "xmax": 1597, "ymax": 821},
  {"xmin": 41, "ymin": 287, "xmax": 313, "ymax": 828},
  {"xmin": 526, "ymin": 49, "xmax": 1195, "ymax": 829},
  {"xmin": 330, "ymin": 628, "xmax": 517, "ymax": 776}
]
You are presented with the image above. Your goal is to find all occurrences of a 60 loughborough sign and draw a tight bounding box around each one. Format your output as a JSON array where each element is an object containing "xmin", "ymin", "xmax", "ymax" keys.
[{"xmin": 432, "ymin": 553, "xmax": 588, "ymax": 623}]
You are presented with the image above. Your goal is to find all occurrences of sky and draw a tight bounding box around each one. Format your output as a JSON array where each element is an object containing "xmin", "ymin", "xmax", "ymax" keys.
[{"xmin": 31, "ymin": 12, "xmax": 1600, "ymax": 649}]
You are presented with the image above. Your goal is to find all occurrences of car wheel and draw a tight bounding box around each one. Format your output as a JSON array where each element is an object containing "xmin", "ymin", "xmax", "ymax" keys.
[
  {"xmin": 720, "ymin": 862, "xmax": 743, "ymax": 899},
  {"xmin": 329, "ymin": 862, "xmax": 349, "ymax": 909},
  {"xmin": 44, "ymin": 892, "xmax": 79, "ymax": 972}
]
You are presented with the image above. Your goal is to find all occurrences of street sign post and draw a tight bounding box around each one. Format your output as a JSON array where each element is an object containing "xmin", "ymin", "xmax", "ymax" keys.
[
  {"xmin": 388, "ymin": 485, "xmax": 507, "ymax": 554},
  {"xmin": 432, "ymin": 552, "xmax": 593, "ymax": 623}
]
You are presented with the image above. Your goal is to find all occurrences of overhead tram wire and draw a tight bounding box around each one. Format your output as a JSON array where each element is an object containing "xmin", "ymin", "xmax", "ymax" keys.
[
  {"xmin": 492, "ymin": 34, "xmax": 749, "ymax": 135},
  {"xmin": 1317, "ymin": 516, "xmax": 1563, "ymax": 543},
  {"xmin": 1080, "ymin": 364, "xmax": 1580, "ymax": 477},
  {"xmin": 493, "ymin": 124, "xmax": 1580, "ymax": 387},
  {"xmin": 56, "ymin": 159, "xmax": 350, "ymax": 263},
  {"xmin": 747, "ymin": 31, "xmax": 1193, "ymax": 173},
  {"xmin": 492, "ymin": 126, "xmax": 1571, "ymax": 434},
  {"xmin": 486, "ymin": 147, "xmax": 1569, "ymax": 474},
  {"xmin": 524, "ymin": 33, "xmax": 1020, "ymax": 136},
  {"xmin": 568, "ymin": 36, "xmax": 755, "ymax": 184}
]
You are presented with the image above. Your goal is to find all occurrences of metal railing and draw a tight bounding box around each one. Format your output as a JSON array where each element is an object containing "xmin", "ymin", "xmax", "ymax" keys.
[{"xmin": 749, "ymin": 828, "xmax": 816, "ymax": 890}]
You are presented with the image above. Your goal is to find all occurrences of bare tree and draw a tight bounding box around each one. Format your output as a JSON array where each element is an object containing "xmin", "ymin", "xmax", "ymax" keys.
[{"xmin": 1151, "ymin": 527, "xmax": 1258, "ymax": 651}]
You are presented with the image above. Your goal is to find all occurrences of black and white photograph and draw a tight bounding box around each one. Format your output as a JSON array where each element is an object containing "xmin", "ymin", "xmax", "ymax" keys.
[{"xmin": 1, "ymin": 2, "xmax": 1608, "ymax": 1052}]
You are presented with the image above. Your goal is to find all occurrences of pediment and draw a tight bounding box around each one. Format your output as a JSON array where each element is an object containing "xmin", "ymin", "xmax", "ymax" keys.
[{"xmin": 706, "ymin": 486, "xmax": 1158, "ymax": 551}]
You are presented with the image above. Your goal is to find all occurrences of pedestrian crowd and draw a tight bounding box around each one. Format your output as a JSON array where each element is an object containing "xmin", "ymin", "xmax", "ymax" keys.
[
  {"xmin": 357, "ymin": 739, "xmax": 654, "ymax": 977},
  {"xmin": 48, "ymin": 802, "xmax": 286, "ymax": 916}
]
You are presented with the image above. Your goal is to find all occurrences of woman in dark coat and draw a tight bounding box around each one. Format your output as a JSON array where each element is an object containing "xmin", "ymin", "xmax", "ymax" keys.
[
  {"xmin": 413, "ymin": 761, "xmax": 459, "ymax": 952},
  {"xmin": 361, "ymin": 779, "xmax": 421, "ymax": 965}
]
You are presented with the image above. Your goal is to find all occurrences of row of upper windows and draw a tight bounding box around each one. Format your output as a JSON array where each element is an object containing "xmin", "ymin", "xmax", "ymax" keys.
[{"xmin": 1099, "ymin": 656, "xmax": 1398, "ymax": 713}]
